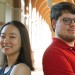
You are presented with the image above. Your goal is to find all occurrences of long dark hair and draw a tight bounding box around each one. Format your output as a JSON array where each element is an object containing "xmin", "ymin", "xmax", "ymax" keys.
[{"xmin": 0, "ymin": 20, "xmax": 34, "ymax": 70}]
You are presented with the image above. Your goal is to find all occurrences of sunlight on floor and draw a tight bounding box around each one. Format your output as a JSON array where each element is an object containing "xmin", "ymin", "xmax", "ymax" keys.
[
  {"xmin": 31, "ymin": 63, "xmax": 44, "ymax": 75},
  {"xmin": 31, "ymin": 70, "xmax": 43, "ymax": 75},
  {"xmin": 30, "ymin": 22, "xmax": 52, "ymax": 75}
]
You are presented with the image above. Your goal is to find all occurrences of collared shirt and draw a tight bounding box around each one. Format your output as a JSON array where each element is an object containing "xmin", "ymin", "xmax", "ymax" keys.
[{"xmin": 42, "ymin": 38, "xmax": 75, "ymax": 75}]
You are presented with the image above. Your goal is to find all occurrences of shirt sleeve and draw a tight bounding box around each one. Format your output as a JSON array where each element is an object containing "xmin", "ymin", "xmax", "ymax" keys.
[{"xmin": 42, "ymin": 48, "xmax": 75, "ymax": 75}]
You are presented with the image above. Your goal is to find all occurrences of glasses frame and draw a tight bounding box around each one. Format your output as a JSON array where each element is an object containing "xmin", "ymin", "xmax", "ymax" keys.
[{"xmin": 61, "ymin": 18, "xmax": 75, "ymax": 25}]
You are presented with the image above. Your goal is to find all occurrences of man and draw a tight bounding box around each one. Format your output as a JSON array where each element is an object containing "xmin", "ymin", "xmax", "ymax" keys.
[{"xmin": 42, "ymin": 2, "xmax": 75, "ymax": 75}]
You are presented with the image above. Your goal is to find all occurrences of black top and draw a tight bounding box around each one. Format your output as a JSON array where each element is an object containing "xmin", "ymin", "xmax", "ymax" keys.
[{"xmin": 0, "ymin": 66, "xmax": 14, "ymax": 75}]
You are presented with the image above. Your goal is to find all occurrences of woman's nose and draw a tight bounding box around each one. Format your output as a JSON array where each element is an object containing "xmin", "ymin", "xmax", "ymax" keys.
[{"xmin": 3, "ymin": 37, "xmax": 10, "ymax": 43}]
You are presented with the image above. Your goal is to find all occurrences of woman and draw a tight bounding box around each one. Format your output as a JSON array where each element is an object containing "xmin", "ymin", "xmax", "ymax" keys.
[{"xmin": 0, "ymin": 20, "xmax": 34, "ymax": 75}]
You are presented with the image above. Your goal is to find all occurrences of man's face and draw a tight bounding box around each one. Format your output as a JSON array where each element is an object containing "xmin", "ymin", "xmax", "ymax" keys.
[{"xmin": 53, "ymin": 13, "xmax": 75, "ymax": 42}]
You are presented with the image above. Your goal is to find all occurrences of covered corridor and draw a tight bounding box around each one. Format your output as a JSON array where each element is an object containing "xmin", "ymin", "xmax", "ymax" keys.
[{"xmin": 0, "ymin": 0, "xmax": 75, "ymax": 75}]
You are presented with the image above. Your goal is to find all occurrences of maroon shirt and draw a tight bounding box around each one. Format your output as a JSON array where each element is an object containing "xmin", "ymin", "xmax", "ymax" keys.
[{"xmin": 42, "ymin": 38, "xmax": 75, "ymax": 75}]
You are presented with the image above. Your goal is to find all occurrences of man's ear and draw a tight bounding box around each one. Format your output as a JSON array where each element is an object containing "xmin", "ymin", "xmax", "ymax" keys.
[{"xmin": 52, "ymin": 19, "xmax": 56, "ymax": 29}]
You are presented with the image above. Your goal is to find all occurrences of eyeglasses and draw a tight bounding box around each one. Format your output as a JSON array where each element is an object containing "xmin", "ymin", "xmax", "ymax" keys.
[{"xmin": 61, "ymin": 18, "xmax": 75, "ymax": 25}]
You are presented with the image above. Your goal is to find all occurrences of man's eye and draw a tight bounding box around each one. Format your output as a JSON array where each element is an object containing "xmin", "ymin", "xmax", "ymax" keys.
[
  {"xmin": 64, "ymin": 18, "xmax": 71, "ymax": 21},
  {"xmin": 64, "ymin": 19, "xmax": 70, "ymax": 22}
]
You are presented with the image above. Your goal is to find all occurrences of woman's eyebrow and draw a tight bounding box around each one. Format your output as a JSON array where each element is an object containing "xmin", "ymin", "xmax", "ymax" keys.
[
  {"xmin": 10, "ymin": 33, "xmax": 18, "ymax": 36},
  {"xmin": 1, "ymin": 33, "xmax": 17, "ymax": 36},
  {"xmin": 0, "ymin": 33, "xmax": 5, "ymax": 35}
]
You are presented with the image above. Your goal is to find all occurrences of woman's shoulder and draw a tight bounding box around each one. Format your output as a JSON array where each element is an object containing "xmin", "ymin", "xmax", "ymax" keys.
[
  {"xmin": 14, "ymin": 63, "xmax": 31, "ymax": 71},
  {"xmin": 0, "ymin": 67, "xmax": 2, "ymax": 69},
  {"xmin": 0, "ymin": 67, "xmax": 2, "ymax": 71},
  {"xmin": 0, "ymin": 67, "xmax": 4, "ymax": 74},
  {"xmin": 11, "ymin": 63, "xmax": 31, "ymax": 75}
]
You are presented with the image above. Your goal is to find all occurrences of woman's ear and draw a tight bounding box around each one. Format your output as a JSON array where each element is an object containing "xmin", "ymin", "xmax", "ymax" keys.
[{"xmin": 52, "ymin": 19, "xmax": 56, "ymax": 30}]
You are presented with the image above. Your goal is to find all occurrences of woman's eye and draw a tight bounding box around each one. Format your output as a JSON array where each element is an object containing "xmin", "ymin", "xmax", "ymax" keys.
[
  {"xmin": 10, "ymin": 36, "xmax": 15, "ymax": 38},
  {"xmin": 0, "ymin": 36, "xmax": 5, "ymax": 39}
]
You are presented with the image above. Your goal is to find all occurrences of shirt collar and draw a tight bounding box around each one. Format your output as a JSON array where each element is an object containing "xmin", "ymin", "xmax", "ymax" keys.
[{"xmin": 53, "ymin": 38, "xmax": 75, "ymax": 50}]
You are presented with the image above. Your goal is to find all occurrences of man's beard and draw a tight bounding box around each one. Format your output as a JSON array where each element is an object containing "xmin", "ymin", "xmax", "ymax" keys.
[{"xmin": 58, "ymin": 34, "xmax": 75, "ymax": 42}]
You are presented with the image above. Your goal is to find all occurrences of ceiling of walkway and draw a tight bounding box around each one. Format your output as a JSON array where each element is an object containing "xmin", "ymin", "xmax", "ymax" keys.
[
  {"xmin": 31, "ymin": 0, "xmax": 75, "ymax": 28},
  {"xmin": 14, "ymin": 0, "xmax": 75, "ymax": 28}
]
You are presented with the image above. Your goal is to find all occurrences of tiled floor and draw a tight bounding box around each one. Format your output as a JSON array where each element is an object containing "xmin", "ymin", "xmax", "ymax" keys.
[
  {"xmin": 31, "ymin": 69, "xmax": 43, "ymax": 75},
  {"xmin": 32, "ymin": 71, "xmax": 43, "ymax": 75},
  {"xmin": 31, "ymin": 52, "xmax": 44, "ymax": 75},
  {"xmin": 31, "ymin": 63, "xmax": 44, "ymax": 75}
]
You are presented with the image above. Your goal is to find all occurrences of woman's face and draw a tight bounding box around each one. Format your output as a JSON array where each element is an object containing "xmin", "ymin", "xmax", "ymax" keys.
[{"xmin": 0, "ymin": 25, "xmax": 21, "ymax": 56}]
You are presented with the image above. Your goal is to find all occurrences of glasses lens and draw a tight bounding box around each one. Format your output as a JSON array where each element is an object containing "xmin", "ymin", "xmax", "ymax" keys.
[{"xmin": 63, "ymin": 18, "xmax": 71, "ymax": 25}]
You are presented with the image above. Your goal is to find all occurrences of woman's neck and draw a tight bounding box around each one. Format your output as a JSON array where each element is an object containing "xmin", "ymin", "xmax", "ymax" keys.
[{"xmin": 7, "ymin": 53, "xmax": 19, "ymax": 67}]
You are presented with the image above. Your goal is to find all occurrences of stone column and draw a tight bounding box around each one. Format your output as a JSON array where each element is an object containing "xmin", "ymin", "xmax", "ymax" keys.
[
  {"xmin": 5, "ymin": 0, "xmax": 14, "ymax": 23},
  {"xmin": 0, "ymin": 0, "xmax": 6, "ymax": 26},
  {"xmin": 47, "ymin": 0, "xmax": 52, "ymax": 8},
  {"xmin": 14, "ymin": 8, "xmax": 21, "ymax": 21},
  {"xmin": 0, "ymin": 0, "xmax": 6, "ymax": 66}
]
